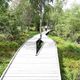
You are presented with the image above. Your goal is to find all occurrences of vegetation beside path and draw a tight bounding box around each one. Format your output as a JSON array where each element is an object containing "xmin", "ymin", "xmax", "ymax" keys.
[
  {"xmin": 49, "ymin": 35, "xmax": 80, "ymax": 80},
  {"xmin": 0, "ymin": 31, "xmax": 38, "ymax": 76},
  {"xmin": 0, "ymin": 0, "xmax": 80, "ymax": 79}
]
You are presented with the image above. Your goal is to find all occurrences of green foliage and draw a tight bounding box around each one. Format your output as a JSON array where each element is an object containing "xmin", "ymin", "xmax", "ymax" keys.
[
  {"xmin": 30, "ymin": 0, "xmax": 54, "ymax": 31},
  {"xmin": 0, "ymin": 57, "xmax": 10, "ymax": 76},
  {"xmin": 0, "ymin": 41, "xmax": 19, "ymax": 57},
  {"xmin": 0, "ymin": 0, "xmax": 9, "ymax": 34},
  {"xmin": 0, "ymin": 62, "xmax": 9, "ymax": 76},
  {"xmin": 49, "ymin": 35, "xmax": 80, "ymax": 80},
  {"xmin": 16, "ymin": 31, "xmax": 38, "ymax": 45},
  {"xmin": 0, "ymin": 41, "xmax": 19, "ymax": 76},
  {"xmin": 15, "ymin": 0, "xmax": 33, "ymax": 29},
  {"xmin": 47, "ymin": 1, "xmax": 80, "ymax": 42},
  {"xmin": 0, "ymin": 31, "xmax": 37, "ymax": 58},
  {"xmin": 0, "ymin": 41, "xmax": 18, "ymax": 48},
  {"xmin": 0, "ymin": 0, "xmax": 36, "ymax": 40},
  {"xmin": 0, "ymin": 31, "xmax": 38, "ymax": 76},
  {"xmin": 0, "ymin": 0, "xmax": 80, "ymax": 79},
  {"xmin": 0, "ymin": 34, "xmax": 7, "ymax": 41},
  {"xmin": 0, "ymin": 0, "xmax": 9, "ymax": 12}
]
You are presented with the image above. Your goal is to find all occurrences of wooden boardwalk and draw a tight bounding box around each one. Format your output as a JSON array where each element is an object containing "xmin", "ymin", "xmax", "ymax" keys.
[{"xmin": 1, "ymin": 30, "xmax": 61, "ymax": 80}]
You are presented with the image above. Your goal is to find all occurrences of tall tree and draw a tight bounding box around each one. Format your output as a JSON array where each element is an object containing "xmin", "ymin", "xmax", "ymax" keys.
[
  {"xmin": 30, "ymin": 0, "xmax": 54, "ymax": 31},
  {"xmin": 0, "ymin": 0, "xmax": 9, "ymax": 33}
]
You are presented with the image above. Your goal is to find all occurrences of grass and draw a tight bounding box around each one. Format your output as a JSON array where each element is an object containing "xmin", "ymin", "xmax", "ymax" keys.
[
  {"xmin": 0, "ymin": 58, "xmax": 10, "ymax": 76},
  {"xmin": 49, "ymin": 35, "xmax": 80, "ymax": 80},
  {"xmin": 0, "ymin": 30, "xmax": 38, "ymax": 77}
]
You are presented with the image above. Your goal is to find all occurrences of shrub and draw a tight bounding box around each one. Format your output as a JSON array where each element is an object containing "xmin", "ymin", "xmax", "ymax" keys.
[
  {"xmin": 49, "ymin": 35, "xmax": 80, "ymax": 80},
  {"xmin": 17, "ymin": 32, "xmax": 28, "ymax": 45},
  {"xmin": 0, "ymin": 34, "xmax": 7, "ymax": 41},
  {"xmin": 0, "ymin": 41, "xmax": 18, "ymax": 49},
  {"xmin": 16, "ymin": 31, "xmax": 38, "ymax": 45},
  {"xmin": 0, "ymin": 41, "xmax": 19, "ymax": 57},
  {"xmin": 49, "ymin": 35, "xmax": 65, "ymax": 44}
]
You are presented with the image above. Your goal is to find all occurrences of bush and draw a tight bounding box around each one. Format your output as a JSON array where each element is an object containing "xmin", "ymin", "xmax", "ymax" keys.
[
  {"xmin": 49, "ymin": 35, "xmax": 80, "ymax": 80},
  {"xmin": 0, "ymin": 62, "xmax": 8, "ymax": 76},
  {"xmin": 16, "ymin": 31, "xmax": 38, "ymax": 45},
  {"xmin": 0, "ymin": 41, "xmax": 18, "ymax": 49},
  {"xmin": 0, "ymin": 31, "xmax": 38, "ymax": 76},
  {"xmin": 17, "ymin": 32, "xmax": 28, "ymax": 45},
  {"xmin": 0, "ymin": 41, "xmax": 19, "ymax": 57},
  {"xmin": 0, "ymin": 34, "xmax": 7, "ymax": 41},
  {"xmin": 0, "ymin": 41, "xmax": 19, "ymax": 76}
]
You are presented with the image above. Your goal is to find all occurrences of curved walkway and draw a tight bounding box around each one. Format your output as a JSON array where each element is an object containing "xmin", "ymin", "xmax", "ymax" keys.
[{"xmin": 1, "ymin": 30, "xmax": 61, "ymax": 80}]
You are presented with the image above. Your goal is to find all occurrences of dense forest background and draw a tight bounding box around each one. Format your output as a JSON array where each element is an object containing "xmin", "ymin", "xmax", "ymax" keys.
[{"xmin": 0, "ymin": 0, "xmax": 80, "ymax": 80}]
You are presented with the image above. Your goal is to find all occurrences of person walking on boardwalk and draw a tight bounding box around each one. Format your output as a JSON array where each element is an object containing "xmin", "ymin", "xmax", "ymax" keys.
[{"xmin": 45, "ymin": 25, "xmax": 47, "ymax": 31}]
